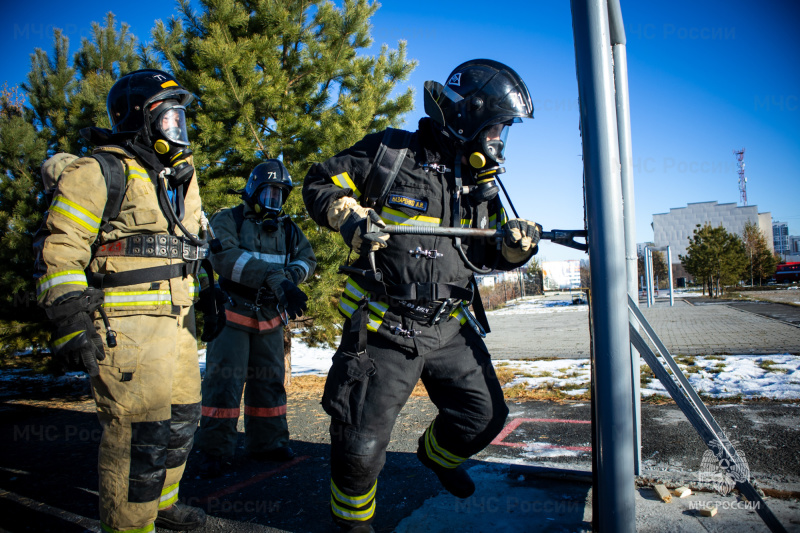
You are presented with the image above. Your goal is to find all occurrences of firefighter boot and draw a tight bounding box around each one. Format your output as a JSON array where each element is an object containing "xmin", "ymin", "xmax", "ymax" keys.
[
  {"xmin": 416, "ymin": 435, "xmax": 475, "ymax": 499},
  {"xmin": 155, "ymin": 502, "xmax": 207, "ymax": 531}
]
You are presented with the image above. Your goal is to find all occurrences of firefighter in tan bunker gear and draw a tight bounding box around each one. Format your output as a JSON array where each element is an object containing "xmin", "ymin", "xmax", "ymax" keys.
[{"xmin": 34, "ymin": 69, "xmax": 209, "ymax": 532}]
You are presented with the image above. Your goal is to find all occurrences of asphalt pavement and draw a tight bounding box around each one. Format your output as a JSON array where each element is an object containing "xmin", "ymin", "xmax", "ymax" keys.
[{"xmin": 1, "ymin": 294, "xmax": 799, "ymax": 532}]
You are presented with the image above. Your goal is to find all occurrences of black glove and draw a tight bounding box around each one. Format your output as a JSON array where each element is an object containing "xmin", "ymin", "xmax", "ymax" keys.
[
  {"xmin": 264, "ymin": 271, "xmax": 309, "ymax": 321},
  {"xmin": 501, "ymin": 219, "xmax": 542, "ymax": 262},
  {"xmin": 45, "ymin": 288, "xmax": 106, "ymax": 377},
  {"xmin": 278, "ymin": 279, "xmax": 309, "ymax": 320},
  {"xmin": 339, "ymin": 208, "xmax": 389, "ymax": 254},
  {"xmin": 197, "ymin": 286, "xmax": 227, "ymax": 342}
]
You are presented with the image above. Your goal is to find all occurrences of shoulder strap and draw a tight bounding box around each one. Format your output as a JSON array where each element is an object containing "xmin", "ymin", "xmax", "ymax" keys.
[
  {"xmin": 361, "ymin": 128, "xmax": 413, "ymax": 208},
  {"xmin": 231, "ymin": 204, "xmax": 246, "ymax": 233},
  {"xmin": 90, "ymin": 151, "xmax": 126, "ymax": 234}
]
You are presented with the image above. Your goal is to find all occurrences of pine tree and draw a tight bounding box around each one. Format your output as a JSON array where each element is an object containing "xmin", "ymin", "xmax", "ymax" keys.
[
  {"xmin": 680, "ymin": 224, "xmax": 747, "ymax": 298},
  {"xmin": 153, "ymin": 0, "xmax": 416, "ymax": 345},
  {"xmin": 0, "ymin": 15, "xmax": 148, "ymax": 357},
  {"xmin": 742, "ymin": 221, "xmax": 777, "ymax": 286}
]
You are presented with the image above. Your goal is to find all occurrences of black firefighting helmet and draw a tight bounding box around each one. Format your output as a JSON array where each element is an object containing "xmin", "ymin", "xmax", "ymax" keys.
[
  {"xmin": 423, "ymin": 59, "xmax": 533, "ymax": 165},
  {"xmin": 107, "ymin": 69, "xmax": 194, "ymax": 143},
  {"xmin": 242, "ymin": 160, "xmax": 293, "ymax": 215}
]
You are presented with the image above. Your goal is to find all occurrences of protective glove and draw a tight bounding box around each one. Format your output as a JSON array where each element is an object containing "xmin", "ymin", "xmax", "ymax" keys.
[
  {"xmin": 197, "ymin": 286, "xmax": 227, "ymax": 342},
  {"xmin": 501, "ymin": 219, "xmax": 542, "ymax": 263},
  {"xmin": 45, "ymin": 288, "xmax": 106, "ymax": 377},
  {"xmin": 264, "ymin": 271, "xmax": 309, "ymax": 320},
  {"xmin": 327, "ymin": 196, "xmax": 389, "ymax": 254}
]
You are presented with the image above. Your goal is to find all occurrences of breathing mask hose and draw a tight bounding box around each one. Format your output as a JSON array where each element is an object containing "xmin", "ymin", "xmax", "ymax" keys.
[{"xmin": 453, "ymin": 154, "xmax": 498, "ymax": 274}]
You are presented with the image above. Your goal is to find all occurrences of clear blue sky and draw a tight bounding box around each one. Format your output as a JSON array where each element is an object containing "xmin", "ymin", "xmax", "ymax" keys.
[{"xmin": 2, "ymin": 0, "xmax": 798, "ymax": 261}]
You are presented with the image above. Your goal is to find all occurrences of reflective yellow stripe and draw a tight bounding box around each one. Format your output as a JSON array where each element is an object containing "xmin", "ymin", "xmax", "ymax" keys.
[
  {"xmin": 425, "ymin": 421, "xmax": 466, "ymax": 468},
  {"xmin": 331, "ymin": 171, "xmax": 362, "ymax": 199},
  {"xmin": 331, "ymin": 479, "xmax": 376, "ymax": 507},
  {"xmin": 331, "ymin": 498, "xmax": 375, "ymax": 521},
  {"xmin": 36, "ymin": 270, "xmax": 88, "ymax": 299},
  {"xmin": 379, "ymin": 206, "xmax": 440, "ymax": 227},
  {"xmin": 338, "ymin": 296, "xmax": 382, "ymax": 332},
  {"xmin": 159, "ymin": 483, "xmax": 179, "ymax": 509},
  {"xmin": 103, "ymin": 290, "xmax": 172, "ymax": 307},
  {"xmin": 330, "ymin": 479, "xmax": 376, "ymax": 522},
  {"xmin": 342, "ymin": 278, "xmax": 389, "ymax": 317},
  {"xmin": 450, "ymin": 307, "xmax": 468, "ymax": 325},
  {"xmin": 51, "ymin": 195, "xmax": 101, "ymax": 232},
  {"xmin": 126, "ymin": 165, "xmax": 150, "ymax": 182},
  {"xmin": 489, "ymin": 208, "xmax": 509, "ymax": 228},
  {"xmin": 101, "ymin": 522, "xmax": 154, "ymax": 533},
  {"xmin": 53, "ymin": 330, "xmax": 83, "ymax": 349}
]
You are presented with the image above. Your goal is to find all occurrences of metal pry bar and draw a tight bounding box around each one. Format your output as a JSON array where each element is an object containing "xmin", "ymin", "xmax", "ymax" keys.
[{"xmin": 381, "ymin": 226, "xmax": 588, "ymax": 252}]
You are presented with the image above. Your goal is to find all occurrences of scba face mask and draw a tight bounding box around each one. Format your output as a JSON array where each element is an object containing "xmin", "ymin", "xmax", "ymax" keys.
[
  {"xmin": 148, "ymin": 100, "xmax": 194, "ymax": 186},
  {"xmin": 255, "ymin": 185, "xmax": 283, "ymax": 215}
]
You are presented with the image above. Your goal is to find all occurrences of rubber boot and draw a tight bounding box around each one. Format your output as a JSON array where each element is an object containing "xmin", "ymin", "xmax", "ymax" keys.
[
  {"xmin": 155, "ymin": 502, "xmax": 207, "ymax": 531},
  {"xmin": 416, "ymin": 436, "xmax": 475, "ymax": 499}
]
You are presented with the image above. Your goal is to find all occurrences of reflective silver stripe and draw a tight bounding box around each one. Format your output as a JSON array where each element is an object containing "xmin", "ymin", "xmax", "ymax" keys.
[
  {"xmin": 338, "ymin": 296, "xmax": 382, "ymax": 332},
  {"xmin": 331, "ymin": 171, "xmax": 362, "ymax": 199},
  {"xmin": 342, "ymin": 278, "xmax": 388, "ymax": 316},
  {"xmin": 231, "ymin": 252, "xmax": 253, "ymax": 283},
  {"xmin": 251, "ymin": 252, "xmax": 287, "ymax": 264},
  {"xmin": 103, "ymin": 290, "xmax": 172, "ymax": 307},
  {"xmin": 288, "ymin": 260, "xmax": 310, "ymax": 282},
  {"xmin": 50, "ymin": 196, "xmax": 101, "ymax": 232},
  {"xmin": 331, "ymin": 479, "xmax": 377, "ymax": 507},
  {"xmin": 36, "ymin": 270, "xmax": 88, "ymax": 299}
]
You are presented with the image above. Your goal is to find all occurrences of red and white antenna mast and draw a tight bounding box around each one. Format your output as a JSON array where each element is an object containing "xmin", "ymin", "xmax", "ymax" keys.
[{"xmin": 734, "ymin": 148, "xmax": 747, "ymax": 205}]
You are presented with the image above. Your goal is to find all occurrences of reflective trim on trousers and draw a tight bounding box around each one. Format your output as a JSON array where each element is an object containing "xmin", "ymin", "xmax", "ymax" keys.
[
  {"xmin": 244, "ymin": 404, "xmax": 287, "ymax": 417},
  {"xmin": 201, "ymin": 406, "xmax": 241, "ymax": 419},
  {"xmin": 330, "ymin": 479, "xmax": 376, "ymax": 522},
  {"xmin": 159, "ymin": 483, "xmax": 179, "ymax": 510}
]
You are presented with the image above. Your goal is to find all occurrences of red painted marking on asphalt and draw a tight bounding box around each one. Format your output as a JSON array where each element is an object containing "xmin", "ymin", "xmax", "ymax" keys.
[
  {"xmin": 199, "ymin": 455, "xmax": 309, "ymax": 504},
  {"xmin": 491, "ymin": 417, "xmax": 592, "ymax": 452}
]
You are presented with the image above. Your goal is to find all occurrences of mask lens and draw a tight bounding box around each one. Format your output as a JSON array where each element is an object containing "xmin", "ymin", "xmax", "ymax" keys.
[
  {"xmin": 157, "ymin": 107, "xmax": 190, "ymax": 145},
  {"xmin": 257, "ymin": 185, "xmax": 282, "ymax": 212},
  {"xmin": 481, "ymin": 123, "xmax": 511, "ymax": 163}
]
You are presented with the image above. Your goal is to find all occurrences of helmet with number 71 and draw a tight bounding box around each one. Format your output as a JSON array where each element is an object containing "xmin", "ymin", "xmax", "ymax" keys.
[
  {"xmin": 423, "ymin": 59, "xmax": 533, "ymax": 166},
  {"xmin": 243, "ymin": 160, "xmax": 294, "ymax": 215}
]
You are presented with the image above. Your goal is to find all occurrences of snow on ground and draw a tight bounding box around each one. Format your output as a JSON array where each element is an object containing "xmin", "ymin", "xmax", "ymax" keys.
[{"xmin": 494, "ymin": 354, "xmax": 800, "ymax": 400}]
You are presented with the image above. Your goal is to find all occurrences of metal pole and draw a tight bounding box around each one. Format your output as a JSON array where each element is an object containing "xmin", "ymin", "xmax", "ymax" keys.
[
  {"xmin": 644, "ymin": 247, "xmax": 652, "ymax": 308},
  {"xmin": 667, "ymin": 246, "xmax": 674, "ymax": 306},
  {"xmin": 610, "ymin": 2, "xmax": 641, "ymax": 474},
  {"xmin": 648, "ymin": 248, "xmax": 656, "ymax": 306},
  {"xmin": 572, "ymin": 0, "xmax": 635, "ymax": 530}
]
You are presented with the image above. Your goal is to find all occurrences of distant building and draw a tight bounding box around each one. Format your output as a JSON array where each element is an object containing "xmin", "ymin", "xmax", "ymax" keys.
[
  {"xmin": 651, "ymin": 201, "xmax": 773, "ymax": 281},
  {"xmin": 542, "ymin": 260, "xmax": 581, "ymax": 291},
  {"xmin": 791, "ymin": 235, "xmax": 800, "ymax": 255},
  {"xmin": 773, "ymin": 221, "xmax": 790, "ymax": 257}
]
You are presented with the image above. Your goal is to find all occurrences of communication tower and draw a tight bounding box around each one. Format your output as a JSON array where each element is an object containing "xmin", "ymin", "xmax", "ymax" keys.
[{"xmin": 734, "ymin": 148, "xmax": 747, "ymax": 206}]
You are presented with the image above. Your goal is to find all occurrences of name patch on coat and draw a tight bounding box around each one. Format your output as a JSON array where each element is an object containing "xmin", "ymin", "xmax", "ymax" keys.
[{"xmin": 387, "ymin": 194, "xmax": 428, "ymax": 212}]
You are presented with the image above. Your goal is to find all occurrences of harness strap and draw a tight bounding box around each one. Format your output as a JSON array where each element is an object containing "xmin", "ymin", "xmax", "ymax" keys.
[
  {"xmin": 379, "ymin": 282, "xmax": 473, "ymax": 303},
  {"xmin": 87, "ymin": 263, "xmax": 196, "ymax": 289}
]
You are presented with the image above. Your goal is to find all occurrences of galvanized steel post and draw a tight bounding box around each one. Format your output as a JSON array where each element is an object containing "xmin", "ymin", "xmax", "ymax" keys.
[{"xmin": 571, "ymin": 0, "xmax": 636, "ymax": 530}]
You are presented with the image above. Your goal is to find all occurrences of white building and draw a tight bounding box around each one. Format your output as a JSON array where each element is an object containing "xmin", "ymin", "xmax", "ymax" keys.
[{"xmin": 652, "ymin": 201, "xmax": 773, "ymax": 259}]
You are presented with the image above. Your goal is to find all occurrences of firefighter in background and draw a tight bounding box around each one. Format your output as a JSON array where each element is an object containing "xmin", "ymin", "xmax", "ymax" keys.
[
  {"xmin": 303, "ymin": 59, "xmax": 539, "ymax": 532},
  {"xmin": 195, "ymin": 160, "xmax": 316, "ymax": 476},
  {"xmin": 34, "ymin": 70, "xmax": 211, "ymax": 531}
]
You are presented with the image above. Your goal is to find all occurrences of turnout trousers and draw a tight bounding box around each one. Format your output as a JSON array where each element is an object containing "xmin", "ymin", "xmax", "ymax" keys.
[
  {"xmin": 323, "ymin": 323, "xmax": 508, "ymax": 528},
  {"xmin": 91, "ymin": 307, "xmax": 202, "ymax": 532},
  {"xmin": 195, "ymin": 325, "xmax": 288, "ymax": 459}
]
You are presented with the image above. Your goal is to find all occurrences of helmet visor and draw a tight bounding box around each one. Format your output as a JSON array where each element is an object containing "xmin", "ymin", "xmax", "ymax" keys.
[
  {"xmin": 257, "ymin": 185, "xmax": 283, "ymax": 213},
  {"xmin": 480, "ymin": 120, "xmax": 517, "ymax": 164},
  {"xmin": 156, "ymin": 107, "xmax": 190, "ymax": 145}
]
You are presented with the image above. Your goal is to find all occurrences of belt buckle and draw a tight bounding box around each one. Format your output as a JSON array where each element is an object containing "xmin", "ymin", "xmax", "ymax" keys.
[{"xmin": 182, "ymin": 241, "xmax": 198, "ymax": 261}]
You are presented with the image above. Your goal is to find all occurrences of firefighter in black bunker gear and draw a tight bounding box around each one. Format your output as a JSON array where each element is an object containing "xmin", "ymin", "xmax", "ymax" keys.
[
  {"xmin": 34, "ymin": 69, "xmax": 210, "ymax": 531},
  {"xmin": 195, "ymin": 160, "xmax": 316, "ymax": 476},
  {"xmin": 302, "ymin": 59, "xmax": 540, "ymax": 532}
]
